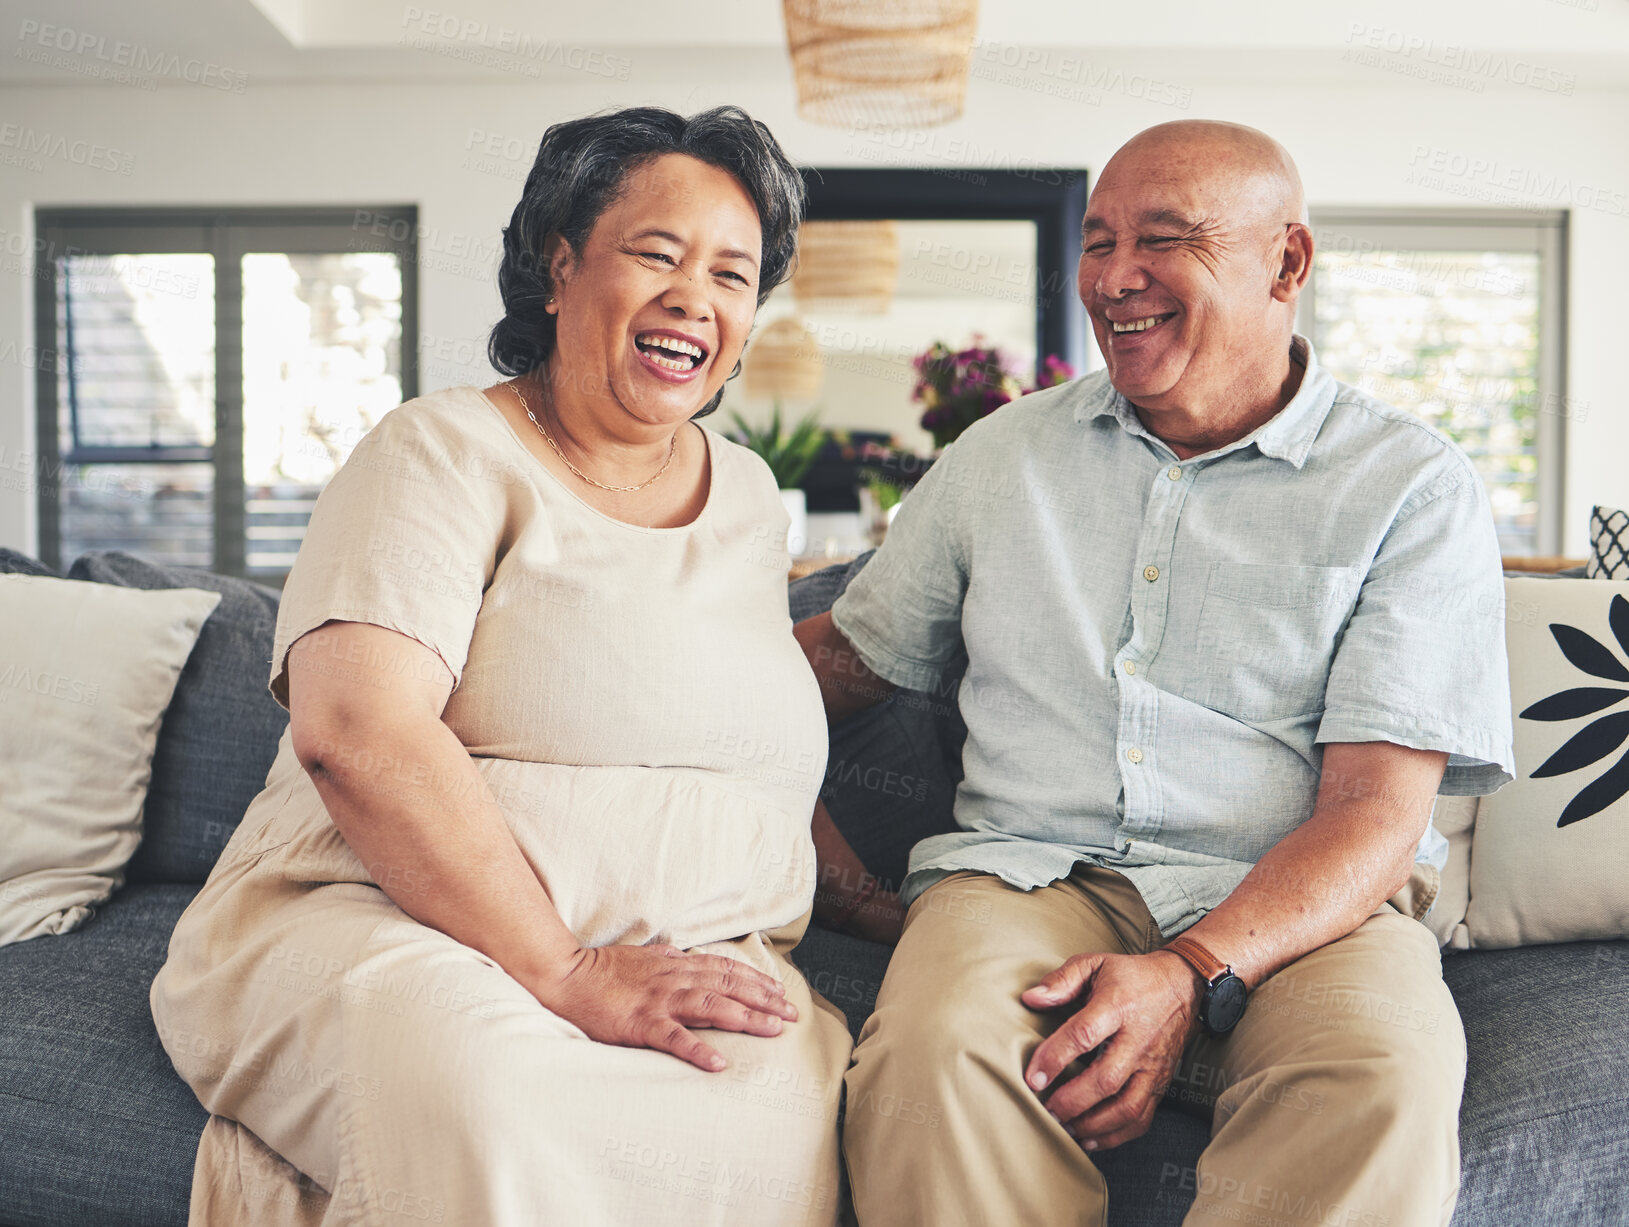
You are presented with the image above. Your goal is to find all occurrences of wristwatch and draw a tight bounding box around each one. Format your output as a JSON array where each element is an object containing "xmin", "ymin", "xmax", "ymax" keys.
[{"xmin": 1161, "ymin": 935, "xmax": 1249, "ymax": 1036}]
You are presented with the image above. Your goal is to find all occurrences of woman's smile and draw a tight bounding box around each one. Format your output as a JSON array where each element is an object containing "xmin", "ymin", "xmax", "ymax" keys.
[{"xmin": 632, "ymin": 327, "xmax": 710, "ymax": 382}]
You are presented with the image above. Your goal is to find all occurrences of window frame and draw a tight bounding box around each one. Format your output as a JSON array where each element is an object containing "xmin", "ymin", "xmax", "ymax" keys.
[
  {"xmin": 33, "ymin": 205, "xmax": 420, "ymax": 574},
  {"xmin": 1301, "ymin": 206, "xmax": 1568, "ymax": 555}
]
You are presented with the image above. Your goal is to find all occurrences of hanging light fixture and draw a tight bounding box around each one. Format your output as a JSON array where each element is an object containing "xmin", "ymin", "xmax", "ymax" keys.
[
  {"xmin": 782, "ymin": 0, "xmax": 980, "ymax": 130},
  {"xmin": 792, "ymin": 220, "xmax": 900, "ymax": 314},
  {"xmin": 743, "ymin": 315, "xmax": 825, "ymax": 401}
]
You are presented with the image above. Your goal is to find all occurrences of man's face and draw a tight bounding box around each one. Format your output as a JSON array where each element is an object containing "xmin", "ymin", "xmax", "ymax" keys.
[{"xmin": 1077, "ymin": 150, "xmax": 1288, "ymax": 413}]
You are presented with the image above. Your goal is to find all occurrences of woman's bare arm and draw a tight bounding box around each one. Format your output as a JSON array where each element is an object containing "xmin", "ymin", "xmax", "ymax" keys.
[{"xmin": 285, "ymin": 620, "xmax": 796, "ymax": 1070}]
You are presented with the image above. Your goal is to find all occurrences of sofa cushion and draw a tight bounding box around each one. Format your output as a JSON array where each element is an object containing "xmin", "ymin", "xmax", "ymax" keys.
[
  {"xmin": 1445, "ymin": 939, "xmax": 1629, "ymax": 1224},
  {"xmin": 1589, "ymin": 505, "xmax": 1628, "ymax": 579},
  {"xmin": 0, "ymin": 576, "xmax": 220, "ymax": 946},
  {"xmin": 1467, "ymin": 578, "xmax": 1629, "ymax": 947},
  {"xmin": 0, "ymin": 883, "xmax": 204, "ymax": 1226},
  {"xmin": 0, "ymin": 890, "xmax": 1617, "ymax": 1227},
  {"xmin": 1427, "ymin": 794, "xmax": 1478, "ymax": 949},
  {"xmin": 0, "ymin": 549, "xmax": 59, "ymax": 578},
  {"xmin": 788, "ymin": 924, "xmax": 891, "ymax": 1044},
  {"xmin": 787, "ymin": 551, "xmax": 872, "ymax": 625},
  {"xmin": 66, "ymin": 552, "xmax": 288, "ymax": 885}
]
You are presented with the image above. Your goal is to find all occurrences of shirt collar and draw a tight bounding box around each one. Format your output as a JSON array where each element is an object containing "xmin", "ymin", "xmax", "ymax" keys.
[{"xmin": 1076, "ymin": 334, "xmax": 1338, "ymax": 469}]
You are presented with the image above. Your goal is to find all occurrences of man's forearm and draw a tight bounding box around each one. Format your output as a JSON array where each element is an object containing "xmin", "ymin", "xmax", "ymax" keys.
[
  {"xmin": 1169, "ymin": 741, "xmax": 1448, "ymax": 990},
  {"xmin": 794, "ymin": 610, "xmax": 897, "ymax": 724}
]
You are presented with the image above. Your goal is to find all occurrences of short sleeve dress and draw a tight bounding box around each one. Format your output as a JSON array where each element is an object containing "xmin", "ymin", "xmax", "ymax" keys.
[{"xmin": 150, "ymin": 387, "xmax": 851, "ymax": 1226}]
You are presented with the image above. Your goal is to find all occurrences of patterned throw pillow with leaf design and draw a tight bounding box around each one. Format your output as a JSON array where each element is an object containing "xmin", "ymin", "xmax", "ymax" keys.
[
  {"xmin": 1465, "ymin": 577, "xmax": 1629, "ymax": 947},
  {"xmin": 1589, "ymin": 504, "xmax": 1628, "ymax": 579}
]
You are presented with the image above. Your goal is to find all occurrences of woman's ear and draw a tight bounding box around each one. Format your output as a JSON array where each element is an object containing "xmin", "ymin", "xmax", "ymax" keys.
[{"xmin": 543, "ymin": 233, "xmax": 573, "ymax": 313}]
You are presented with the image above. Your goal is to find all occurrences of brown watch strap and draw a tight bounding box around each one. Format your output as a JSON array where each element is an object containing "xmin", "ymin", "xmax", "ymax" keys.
[{"xmin": 1162, "ymin": 935, "xmax": 1230, "ymax": 984}]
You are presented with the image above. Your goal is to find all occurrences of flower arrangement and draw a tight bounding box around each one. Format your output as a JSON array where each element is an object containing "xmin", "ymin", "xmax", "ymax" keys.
[{"xmin": 912, "ymin": 339, "xmax": 1076, "ymax": 449}]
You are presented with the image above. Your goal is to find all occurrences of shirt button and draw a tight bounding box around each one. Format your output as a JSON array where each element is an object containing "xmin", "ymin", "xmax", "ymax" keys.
[
  {"xmin": 1126, "ymin": 747, "xmax": 1144, "ymax": 764},
  {"xmin": 1143, "ymin": 565, "xmax": 1160, "ymax": 582},
  {"xmin": 1167, "ymin": 466, "xmax": 1183, "ymax": 481},
  {"xmin": 1123, "ymin": 661, "xmax": 1136, "ymax": 675}
]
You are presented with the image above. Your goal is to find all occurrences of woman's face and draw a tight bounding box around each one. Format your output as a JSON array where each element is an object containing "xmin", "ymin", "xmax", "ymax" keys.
[{"xmin": 547, "ymin": 152, "xmax": 764, "ymax": 430}]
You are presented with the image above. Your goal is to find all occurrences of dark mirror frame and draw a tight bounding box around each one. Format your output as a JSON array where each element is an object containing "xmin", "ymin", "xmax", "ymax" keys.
[{"xmin": 797, "ymin": 167, "xmax": 1092, "ymax": 379}]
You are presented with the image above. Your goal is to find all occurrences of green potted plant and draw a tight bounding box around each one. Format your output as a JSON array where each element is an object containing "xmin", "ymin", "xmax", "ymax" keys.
[{"xmin": 729, "ymin": 405, "xmax": 827, "ymax": 552}]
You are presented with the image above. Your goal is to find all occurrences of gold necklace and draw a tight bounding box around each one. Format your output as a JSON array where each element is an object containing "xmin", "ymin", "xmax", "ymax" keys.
[{"xmin": 513, "ymin": 378, "xmax": 676, "ymax": 493}]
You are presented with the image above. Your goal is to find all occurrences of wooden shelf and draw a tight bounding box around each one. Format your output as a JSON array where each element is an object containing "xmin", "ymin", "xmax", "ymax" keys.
[{"xmin": 1502, "ymin": 556, "xmax": 1587, "ymax": 573}]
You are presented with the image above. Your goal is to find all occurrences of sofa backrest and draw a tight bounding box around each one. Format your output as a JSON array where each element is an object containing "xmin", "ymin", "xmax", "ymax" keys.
[
  {"xmin": 0, "ymin": 543, "xmax": 1584, "ymax": 892},
  {"xmin": 65, "ymin": 552, "xmax": 289, "ymax": 883},
  {"xmin": 785, "ymin": 553, "xmax": 1584, "ymax": 890},
  {"xmin": 788, "ymin": 551, "xmax": 964, "ymax": 890},
  {"xmin": 0, "ymin": 549, "xmax": 289, "ymax": 884}
]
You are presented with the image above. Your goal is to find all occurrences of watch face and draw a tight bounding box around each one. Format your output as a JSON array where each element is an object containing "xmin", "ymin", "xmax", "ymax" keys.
[{"xmin": 1207, "ymin": 974, "xmax": 1249, "ymax": 1034}]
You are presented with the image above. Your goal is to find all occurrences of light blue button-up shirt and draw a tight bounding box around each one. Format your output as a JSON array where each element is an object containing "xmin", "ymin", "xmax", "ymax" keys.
[{"xmin": 831, "ymin": 336, "xmax": 1515, "ymax": 936}]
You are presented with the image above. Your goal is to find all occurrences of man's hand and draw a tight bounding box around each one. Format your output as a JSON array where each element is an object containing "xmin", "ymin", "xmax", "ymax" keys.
[{"xmin": 1020, "ymin": 950, "xmax": 1205, "ymax": 1152}]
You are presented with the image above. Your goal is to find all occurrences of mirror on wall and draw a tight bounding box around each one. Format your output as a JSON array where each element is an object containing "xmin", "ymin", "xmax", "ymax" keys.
[
  {"xmin": 722, "ymin": 169, "xmax": 1089, "ymax": 555},
  {"xmin": 748, "ymin": 217, "xmax": 1042, "ymax": 456}
]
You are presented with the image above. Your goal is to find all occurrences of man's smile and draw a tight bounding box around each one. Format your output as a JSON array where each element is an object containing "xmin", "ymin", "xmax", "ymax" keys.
[
  {"xmin": 1110, "ymin": 314, "xmax": 1176, "ymax": 334},
  {"xmin": 1103, "ymin": 311, "xmax": 1179, "ymax": 350}
]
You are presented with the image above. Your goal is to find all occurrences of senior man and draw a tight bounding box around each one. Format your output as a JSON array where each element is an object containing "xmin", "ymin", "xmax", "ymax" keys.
[{"xmin": 797, "ymin": 120, "xmax": 1513, "ymax": 1227}]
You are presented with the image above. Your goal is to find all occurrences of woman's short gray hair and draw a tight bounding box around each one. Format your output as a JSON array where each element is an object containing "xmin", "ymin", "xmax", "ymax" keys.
[{"xmin": 487, "ymin": 105, "xmax": 806, "ymax": 417}]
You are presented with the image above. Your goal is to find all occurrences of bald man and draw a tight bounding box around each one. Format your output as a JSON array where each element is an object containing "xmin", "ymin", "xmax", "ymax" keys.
[{"xmin": 797, "ymin": 122, "xmax": 1513, "ymax": 1226}]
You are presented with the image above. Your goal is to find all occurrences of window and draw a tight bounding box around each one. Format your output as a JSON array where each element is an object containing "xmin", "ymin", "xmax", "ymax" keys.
[
  {"xmin": 1302, "ymin": 209, "xmax": 1567, "ymax": 556},
  {"xmin": 34, "ymin": 207, "xmax": 418, "ymax": 578}
]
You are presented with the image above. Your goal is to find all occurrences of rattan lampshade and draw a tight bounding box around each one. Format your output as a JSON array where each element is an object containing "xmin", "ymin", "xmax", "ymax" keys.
[
  {"xmin": 743, "ymin": 315, "xmax": 825, "ymax": 401},
  {"xmin": 782, "ymin": 0, "xmax": 979, "ymax": 129},
  {"xmin": 792, "ymin": 220, "xmax": 900, "ymax": 314}
]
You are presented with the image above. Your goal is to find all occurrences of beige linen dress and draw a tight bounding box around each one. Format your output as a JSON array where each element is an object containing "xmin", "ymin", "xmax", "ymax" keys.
[{"xmin": 149, "ymin": 387, "xmax": 850, "ymax": 1225}]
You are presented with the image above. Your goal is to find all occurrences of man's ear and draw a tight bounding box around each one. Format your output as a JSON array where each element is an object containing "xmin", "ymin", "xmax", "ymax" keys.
[{"xmin": 1272, "ymin": 222, "xmax": 1314, "ymax": 302}]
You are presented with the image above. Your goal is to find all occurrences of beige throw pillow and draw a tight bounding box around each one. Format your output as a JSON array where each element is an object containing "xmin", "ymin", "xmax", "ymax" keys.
[
  {"xmin": 1423, "ymin": 794, "xmax": 1477, "ymax": 950},
  {"xmin": 0, "ymin": 574, "xmax": 220, "ymax": 945},
  {"xmin": 1465, "ymin": 577, "xmax": 1629, "ymax": 948}
]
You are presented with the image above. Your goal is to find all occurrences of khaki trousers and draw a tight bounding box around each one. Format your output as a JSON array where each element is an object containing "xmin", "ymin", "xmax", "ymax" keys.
[{"xmin": 843, "ymin": 866, "xmax": 1465, "ymax": 1227}]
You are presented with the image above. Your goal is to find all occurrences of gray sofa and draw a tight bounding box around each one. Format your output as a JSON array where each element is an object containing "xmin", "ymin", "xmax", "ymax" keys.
[{"xmin": 1, "ymin": 546, "xmax": 1625, "ymax": 1226}]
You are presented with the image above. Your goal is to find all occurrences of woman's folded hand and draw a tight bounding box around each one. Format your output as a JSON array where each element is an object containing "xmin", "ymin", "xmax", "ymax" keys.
[{"xmin": 531, "ymin": 944, "xmax": 800, "ymax": 1072}]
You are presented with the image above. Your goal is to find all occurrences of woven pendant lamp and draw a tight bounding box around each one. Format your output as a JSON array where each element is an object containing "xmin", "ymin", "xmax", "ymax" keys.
[
  {"xmin": 782, "ymin": 0, "xmax": 979, "ymax": 129},
  {"xmin": 743, "ymin": 316, "xmax": 825, "ymax": 401},
  {"xmin": 792, "ymin": 220, "xmax": 900, "ymax": 314}
]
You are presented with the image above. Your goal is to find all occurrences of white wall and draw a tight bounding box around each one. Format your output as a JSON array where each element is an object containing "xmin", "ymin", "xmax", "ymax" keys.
[{"xmin": 3, "ymin": 65, "xmax": 1626, "ymax": 555}]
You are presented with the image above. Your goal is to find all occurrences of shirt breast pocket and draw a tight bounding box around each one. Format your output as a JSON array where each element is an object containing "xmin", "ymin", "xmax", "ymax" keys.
[{"xmin": 1193, "ymin": 562, "xmax": 1363, "ymax": 722}]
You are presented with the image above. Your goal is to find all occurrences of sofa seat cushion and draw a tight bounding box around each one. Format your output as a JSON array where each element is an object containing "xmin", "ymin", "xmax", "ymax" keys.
[
  {"xmin": 0, "ymin": 884, "xmax": 203, "ymax": 1227},
  {"xmin": 1445, "ymin": 940, "xmax": 1629, "ymax": 1224}
]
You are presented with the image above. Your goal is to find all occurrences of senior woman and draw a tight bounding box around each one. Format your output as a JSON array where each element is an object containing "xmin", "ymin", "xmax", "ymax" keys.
[{"xmin": 150, "ymin": 106, "xmax": 854, "ymax": 1225}]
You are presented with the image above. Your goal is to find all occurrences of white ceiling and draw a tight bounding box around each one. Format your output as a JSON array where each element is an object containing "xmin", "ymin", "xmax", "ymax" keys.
[{"xmin": 4, "ymin": 0, "xmax": 1628, "ymax": 88}]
